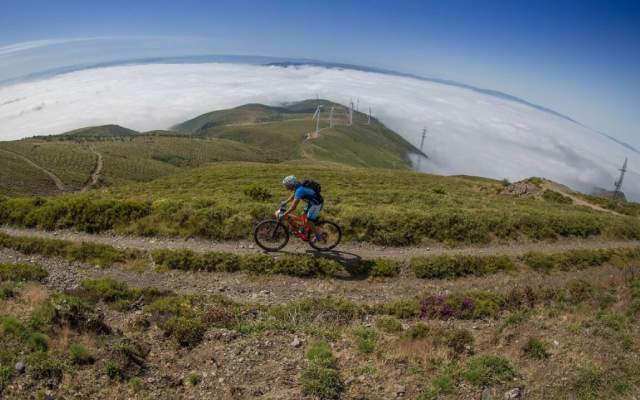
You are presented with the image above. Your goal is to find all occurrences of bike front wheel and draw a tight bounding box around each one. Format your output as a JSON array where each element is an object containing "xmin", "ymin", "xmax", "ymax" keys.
[
  {"xmin": 308, "ymin": 220, "xmax": 342, "ymax": 251},
  {"xmin": 254, "ymin": 220, "xmax": 289, "ymax": 252}
]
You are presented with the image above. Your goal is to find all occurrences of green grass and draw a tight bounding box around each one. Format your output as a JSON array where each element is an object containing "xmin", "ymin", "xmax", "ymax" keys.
[
  {"xmin": 0, "ymin": 232, "xmax": 126, "ymax": 265},
  {"xmin": 300, "ymin": 341, "xmax": 343, "ymax": 399},
  {"xmin": 462, "ymin": 354, "xmax": 517, "ymax": 386},
  {"xmin": 520, "ymin": 247, "xmax": 640, "ymax": 272},
  {"xmin": 522, "ymin": 337, "xmax": 550, "ymax": 360},
  {"xmin": 4, "ymin": 161, "xmax": 638, "ymax": 246},
  {"xmin": 69, "ymin": 343, "xmax": 94, "ymax": 365},
  {"xmin": 0, "ymin": 150, "xmax": 59, "ymax": 195},
  {"xmin": 375, "ymin": 316, "xmax": 402, "ymax": 333},
  {"xmin": 411, "ymin": 254, "xmax": 515, "ymax": 279},
  {"xmin": 352, "ymin": 326, "xmax": 377, "ymax": 354},
  {"xmin": 0, "ymin": 141, "xmax": 96, "ymax": 190},
  {"xmin": 0, "ymin": 263, "xmax": 48, "ymax": 282}
]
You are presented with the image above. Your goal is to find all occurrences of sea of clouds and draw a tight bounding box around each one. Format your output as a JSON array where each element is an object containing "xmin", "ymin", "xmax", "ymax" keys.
[{"xmin": 0, "ymin": 63, "xmax": 637, "ymax": 200}]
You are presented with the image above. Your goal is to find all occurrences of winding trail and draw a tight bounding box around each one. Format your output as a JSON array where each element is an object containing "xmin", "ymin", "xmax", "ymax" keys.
[
  {"xmin": 0, "ymin": 149, "xmax": 66, "ymax": 192},
  {"xmin": 81, "ymin": 147, "xmax": 103, "ymax": 192},
  {"xmin": 1, "ymin": 226, "xmax": 638, "ymax": 261},
  {"xmin": 542, "ymin": 180, "xmax": 622, "ymax": 216}
]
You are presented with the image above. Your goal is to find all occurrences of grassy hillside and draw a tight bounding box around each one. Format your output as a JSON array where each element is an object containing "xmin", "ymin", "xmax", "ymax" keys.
[
  {"xmin": 0, "ymin": 141, "xmax": 96, "ymax": 190},
  {"xmin": 53, "ymin": 124, "xmax": 138, "ymax": 140},
  {"xmin": 187, "ymin": 100, "xmax": 420, "ymax": 168},
  {"xmin": 2, "ymin": 161, "xmax": 639, "ymax": 245},
  {"xmin": 0, "ymin": 150, "xmax": 59, "ymax": 195},
  {"xmin": 0, "ymin": 99, "xmax": 421, "ymax": 195}
]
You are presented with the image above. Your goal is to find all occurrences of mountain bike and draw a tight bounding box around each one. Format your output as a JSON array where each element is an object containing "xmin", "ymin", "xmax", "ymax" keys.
[{"xmin": 253, "ymin": 201, "xmax": 342, "ymax": 252}]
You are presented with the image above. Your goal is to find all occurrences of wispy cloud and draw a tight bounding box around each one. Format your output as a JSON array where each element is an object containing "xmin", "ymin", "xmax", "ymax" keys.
[
  {"xmin": 0, "ymin": 38, "xmax": 94, "ymax": 55},
  {"xmin": 0, "ymin": 63, "xmax": 636, "ymax": 200}
]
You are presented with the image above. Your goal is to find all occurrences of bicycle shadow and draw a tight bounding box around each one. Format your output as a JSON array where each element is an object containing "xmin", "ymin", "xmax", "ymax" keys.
[{"xmin": 273, "ymin": 249, "xmax": 370, "ymax": 281}]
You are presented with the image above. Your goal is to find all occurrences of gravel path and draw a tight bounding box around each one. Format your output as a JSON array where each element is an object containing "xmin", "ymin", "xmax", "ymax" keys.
[
  {"xmin": 1, "ymin": 226, "xmax": 638, "ymax": 305},
  {"xmin": 2, "ymin": 226, "xmax": 639, "ymax": 260},
  {"xmin": 81, "ymin": 147, "xmax": 103, "ymax": 192}
]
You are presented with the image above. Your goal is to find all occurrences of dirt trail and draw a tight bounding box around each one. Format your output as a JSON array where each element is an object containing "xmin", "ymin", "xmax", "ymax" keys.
[
  {"xmin": 0, "ymin": 149, "xmax": 66, "ymax": 192},
  {"xmin": 81, "ymin": 147, "xmax": 103, "ymax": 192},
  {"xmin": 542, "ymin": 180, "xmax": 621, "ymax": 216},
  {"xmin": 2, "ymin": 226, "xmax": 639, "ymax": 261},
  {"xmin": 0, "ymin": 243, "xmax": 627, "ymax": 306}
]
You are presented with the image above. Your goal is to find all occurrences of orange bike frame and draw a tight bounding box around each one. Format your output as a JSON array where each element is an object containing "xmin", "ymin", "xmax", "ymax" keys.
[{"xmin": 285, "ymin": 213, "xmax": 312, "ymax": 241}]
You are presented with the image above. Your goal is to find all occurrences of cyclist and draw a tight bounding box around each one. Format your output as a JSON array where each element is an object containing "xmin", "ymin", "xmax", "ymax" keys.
[{"xmin": 279, "ymin": 175, "xmax": 324, "ymax": 241}]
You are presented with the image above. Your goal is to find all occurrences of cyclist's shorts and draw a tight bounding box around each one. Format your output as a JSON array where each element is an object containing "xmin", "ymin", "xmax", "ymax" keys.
[{"xmin": 305, "ymin": 203, "xmax": 323, "ymax": 221}]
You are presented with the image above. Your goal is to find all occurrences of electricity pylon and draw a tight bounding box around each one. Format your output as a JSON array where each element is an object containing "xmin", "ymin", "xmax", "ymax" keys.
[
  {"xmin": 613, "ymin": 157, "xmax": 628, "ymax": 199},
  {"xmin": 417, "ymin": 128, "xmax": 427, "ymax": 171}
]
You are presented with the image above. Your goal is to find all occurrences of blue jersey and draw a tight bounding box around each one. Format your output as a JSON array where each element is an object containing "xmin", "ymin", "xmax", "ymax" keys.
[{"xmin": 294, "ymin": 183, "xmax": 322, "ymax": 205}]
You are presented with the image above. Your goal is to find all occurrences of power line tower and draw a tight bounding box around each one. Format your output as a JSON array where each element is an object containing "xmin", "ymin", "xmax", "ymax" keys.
[
  {"xmin": 312, "ymin": 105, "xmax": 323, "ymax": 134},
  {"xmin": 367, "ymin": 107, "xmax": 371, "ymax": 124},
  {"xmin": 613, "ymin": 157, "xmax": 628, "ymax": 199},
  {"xmin": 348, "ymin": 101, "xmax": 354, "ymax": 126},
  {"xmin": 416, "ymin": 128, "xmax": 427, "ymax": 171}
]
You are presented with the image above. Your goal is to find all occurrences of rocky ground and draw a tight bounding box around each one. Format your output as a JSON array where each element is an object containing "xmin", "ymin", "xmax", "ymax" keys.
[{"xmin": 1, "ymin": 228, "xmax": 639, "ymax": 399}]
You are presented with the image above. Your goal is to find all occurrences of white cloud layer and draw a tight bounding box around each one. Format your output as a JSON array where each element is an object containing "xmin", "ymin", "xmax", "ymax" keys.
[{"xmin": 0, "ymin": 63, "xmax": 637, "ymax": 200}]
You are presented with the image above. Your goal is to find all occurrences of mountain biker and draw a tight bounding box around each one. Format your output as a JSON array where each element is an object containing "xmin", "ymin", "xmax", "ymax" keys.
[{"xmin": 279, "ymin": 175, "xmax": 324, "ymax": 240}]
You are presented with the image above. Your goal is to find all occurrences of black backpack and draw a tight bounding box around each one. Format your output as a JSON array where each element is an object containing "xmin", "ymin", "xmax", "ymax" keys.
[{"xmin": 302, "ymin": 179, "xmax": 321, "ymax": 194}]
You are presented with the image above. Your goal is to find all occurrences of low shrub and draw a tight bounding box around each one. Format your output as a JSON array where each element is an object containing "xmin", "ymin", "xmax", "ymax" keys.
[
  {"xmin": 521, "ymin": 248, "xmax": 618, "ymax": 272},
  {"xmin": 352, "ymin": 326, "xmax": 377, "ymax": 354},
  {"xmin": 420, "ymin": 291, "xmax": 504, "ymax": 320},
  {"xmin": 25, "ymin": 351, "xmax": 65, "ymax": 383},
  {"xmin": 0, "ymin": 283, "xmax": 18, "ymax": 299},
  {"xmin": 411, "ymin": 255, "xmax": 515, "ymax": 279},
  {"xmin": 300, "ymin": 341, "xmax": 343, "ymax": 399},
  {"xmin": 462, "ymin": 354, "xmax": 517, "ymax": 386},
  {"xmin": 69, "ymin": 343, "xmax": 94, "ymax": 365},
  {"xmin": 522, "ymin": 337, "xmax": 549, "ymax": 360},
  {"xmin": 369, "ymin": 259, "xmax": 401, "ymax": 277},
  {"xmin": 30, "ymin": 293, "xmax": 94, "ymax": 331},
  {"xmin": 520, "ymin": 252, "xmax": 556, "ymax": 272},
  {"xmin": 401, "ymin": 323, "xmax": 431, "ymax": 340},
  {"xmin": 186, "ymin": 373, "xmax": 202, "ymax": 386},
  {"xmin": 152, "ymin": 249, "xmax": 339, "ymax": 277},
  {"xmin": 574, "ymin": 366, "xmax": 603, "ymax": 399},
  {"xmin": 105, "ymin": 361, "xmax": 124, "ymax": 380},
  {"xmin": 0, "ymin": 263, "xmax": 48, "ymax": 282},
  {"xmin": 378, "ymin": 298, "xmax": 421, "ymax": 318},
  {"xmin": 244, "ymin": 185, "xmax": 273, "ymax": 202},
  {"xmin": 375, "ymin": 316, "xmax": 402, "ymax": 333},
  {"xmin": 78, "ymin": 278, "xmax": 167, "ymax": 310},
  {"xmin": 0, "ymin": 233, "xmax": 124, "ymax": 266},
  {"xmin": 268, "ymin": 297, "xmax": 364, "ymax": 330},
  {"xmin": 543, "ymin": 190, "xmax": 573, "ymax": 204},
  {"xmin": 418, "ymin": 364, "xmax": 458, "ymax": 400}
]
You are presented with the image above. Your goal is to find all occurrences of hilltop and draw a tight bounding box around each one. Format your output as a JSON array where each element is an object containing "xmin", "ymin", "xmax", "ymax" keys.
[{"xmin": 0, "ymin": 99, "xmax": 422, "ymax": 195}]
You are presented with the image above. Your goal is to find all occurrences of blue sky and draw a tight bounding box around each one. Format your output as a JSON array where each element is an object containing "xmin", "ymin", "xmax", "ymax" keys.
[{"xmin": 1, "ymin": 0, "xmax": 639, "ymax": 148}]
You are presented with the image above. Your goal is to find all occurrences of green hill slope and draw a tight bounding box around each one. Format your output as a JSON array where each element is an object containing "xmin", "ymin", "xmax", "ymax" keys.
[
  {"xmin": 2, "ymin": 161, "xmax": 639, "ymax": 246},
  {"xmin": 50, "ymin": 124, "xmax": 139, "ymax": 140},
  {"xmin": 0, "ymin": 99, "xmax": 422, "ymax": 195},
  {"xmin": 182, "ymin": 99, "xmax": 422, "ymax": 168}
]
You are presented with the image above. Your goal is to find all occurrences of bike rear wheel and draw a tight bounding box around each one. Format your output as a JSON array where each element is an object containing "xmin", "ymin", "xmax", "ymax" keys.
[
  {"xmin": 254, "ymin": 220, "xmax": 289, "ymax": 252},
  {"xmin": 308, "ymin": 220, "xmax": 342, "ymax": 251}
]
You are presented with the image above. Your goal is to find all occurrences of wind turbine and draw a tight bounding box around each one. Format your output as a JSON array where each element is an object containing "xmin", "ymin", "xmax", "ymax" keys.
[
  {"xmin": 312, "ymin": 105, "xmax": 323, "ymax": 134},
  {"xmin": 329, "ymin": 106, "xmax": 335, "ymax": 128}
]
